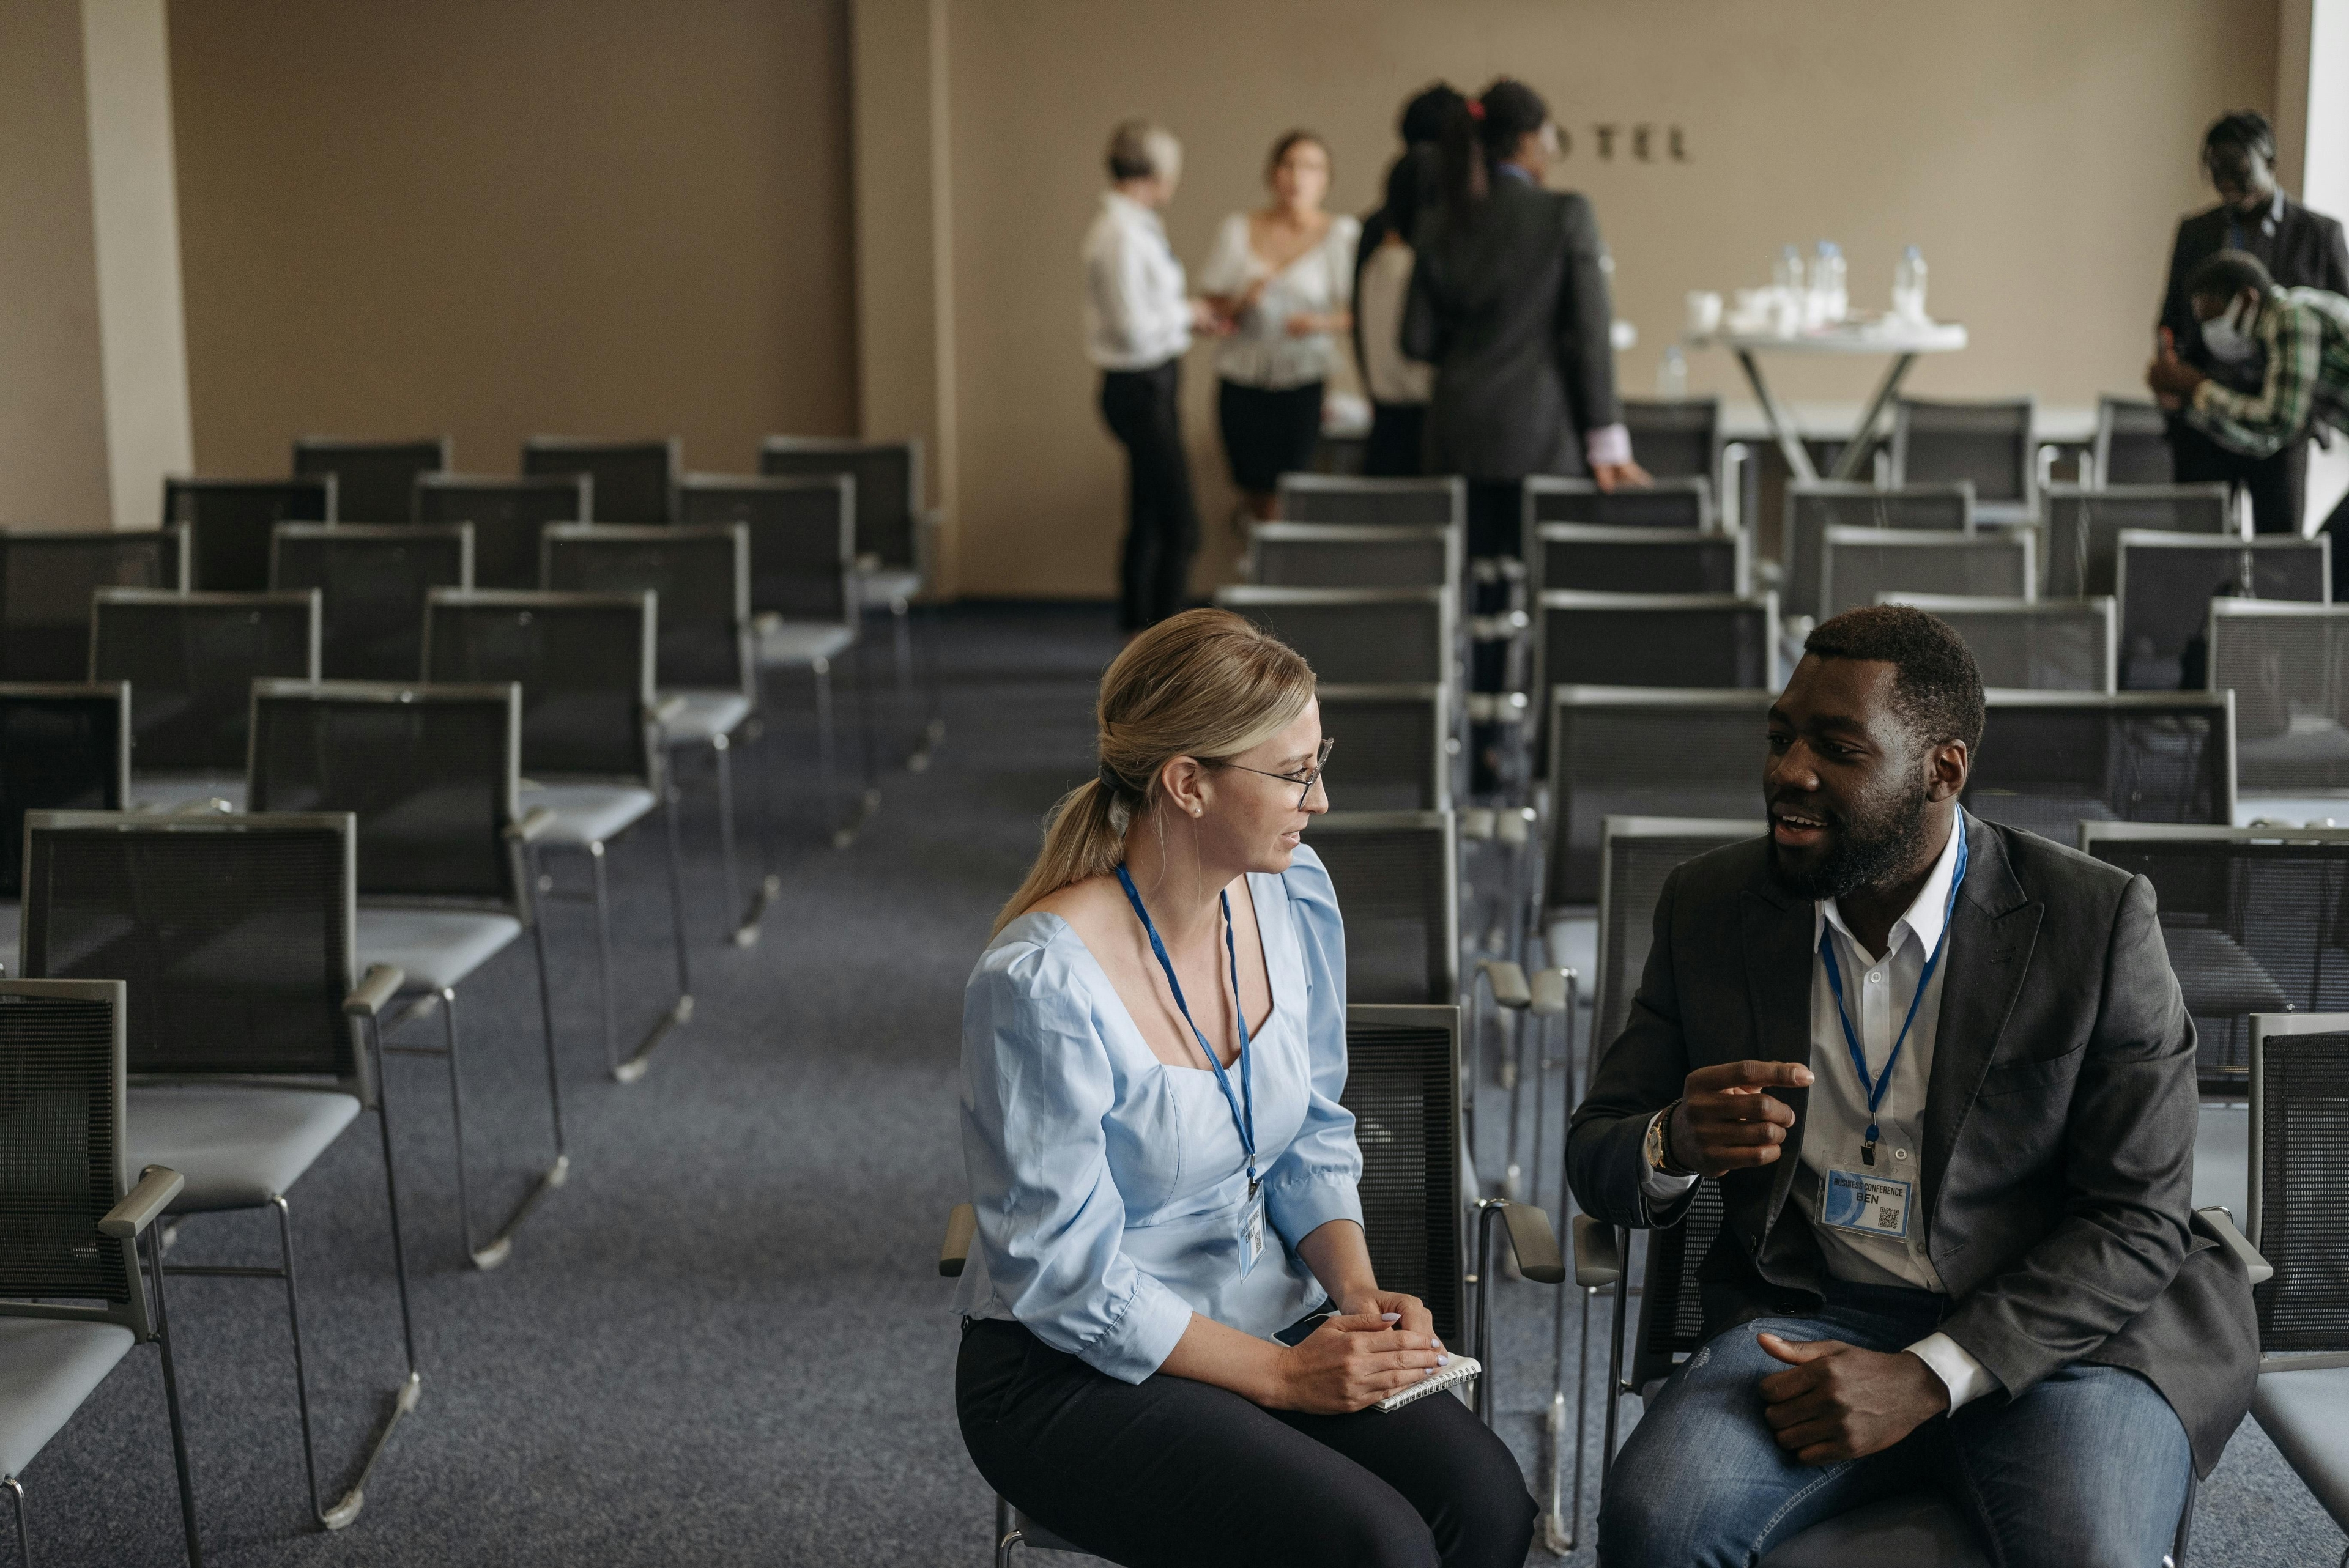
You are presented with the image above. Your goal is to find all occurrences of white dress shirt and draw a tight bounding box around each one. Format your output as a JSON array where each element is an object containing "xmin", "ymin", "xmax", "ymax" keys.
[
  {"xmin": 1083, "ymin": 191, "xmax": 1192, "ymax": 371},
  {"xmin": 1640, "ymin": 811, "xmax": 1997, "ymax": 1410},
  {"xmin": 1357, "ymin": 240, "xmax": 1432, "ymax": 405},
  {"xmin": 1195, "ymin": 212, "xmax": 1360, "ymax": 390}
]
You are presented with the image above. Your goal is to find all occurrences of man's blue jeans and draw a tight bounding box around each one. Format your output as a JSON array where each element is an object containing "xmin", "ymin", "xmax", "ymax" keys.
[{"xmin": 1599, "ymin": 1280, "xmax": 2193, "ymax": 1568}]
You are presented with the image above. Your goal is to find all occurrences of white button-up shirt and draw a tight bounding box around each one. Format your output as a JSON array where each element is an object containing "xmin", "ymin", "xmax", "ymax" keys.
[
  {"xmin": 1082, "ymin": 191, "xmax": 1192, "ymax": 371},
  {"xmin": 1642, "ymin": 811, "xmax": 1995, "ymax": 1408}
]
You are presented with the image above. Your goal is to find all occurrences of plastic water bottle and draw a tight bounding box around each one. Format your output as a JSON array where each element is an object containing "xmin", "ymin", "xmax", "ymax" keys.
[
  {"xmin": 1657, "ymin": 346, "xmax": 1688, "ymax": 401},
  {"xmin": 1893, "ymin": 246, "xmax": 1929, "ymax": 322},
  {"xmin": 1812, "ymin": 241, "xmax": 1848, "ymax": 325},
  {"xmin": 1773, "ymin": 244, "xmax": 1805, "ymax": 296}
]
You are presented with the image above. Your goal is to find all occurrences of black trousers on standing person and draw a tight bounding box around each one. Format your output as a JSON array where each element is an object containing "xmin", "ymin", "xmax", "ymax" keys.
[
  {"xmin": 2169, "ymin": 419, "xmax": 2308, "ymax": 534},
  {"xmin": 1465, "ymin": 479, "xmax": 1524, "ymax": 794},
  {"xmin": 1364, "ymin": 402, "xmax": 1428, "ymax": 478},
  {"xmin": 1100, "ymin": 359, "xmax": 1200, "ymax": 631},
  {"xmin": 957, "ymin": 1319, "xmax": 1536, "ymax": 1568}
]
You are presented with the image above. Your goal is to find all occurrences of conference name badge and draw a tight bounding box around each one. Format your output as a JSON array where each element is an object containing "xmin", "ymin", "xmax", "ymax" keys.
[
  {"xmin": 1822, "ymin": 1166, "xmax": 1912, "ymax": 1239},
  {"xmin": 1241, "ymin": 1200, "xmax": 1266, "ymax": 1279}
]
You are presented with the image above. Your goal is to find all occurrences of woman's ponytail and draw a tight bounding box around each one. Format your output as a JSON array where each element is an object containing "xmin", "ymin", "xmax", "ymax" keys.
[{"xmin": 1434, "ymin": 78, "xmax": 1552, "ymax": 237}]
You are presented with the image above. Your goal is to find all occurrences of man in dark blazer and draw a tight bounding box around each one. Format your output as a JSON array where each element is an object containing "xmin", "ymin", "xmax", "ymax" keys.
[
  {"xmin": 2159, "ymin": 110, "xmax": 2349, "ymax": 533},
  {"xmin": 1568, "ymin": 605, "xmax": 2258, "ymax": 1566}
]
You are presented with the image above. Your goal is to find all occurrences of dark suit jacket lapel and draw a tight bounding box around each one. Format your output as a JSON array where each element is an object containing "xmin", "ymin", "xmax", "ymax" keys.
[
  {"xmin": 1742, "ymin": 870, "xmax": 1817, "ymax": 1233},
  {"xmin": 1921, "ymin": 816, "xmax": 2042, "ymax": 1219}
]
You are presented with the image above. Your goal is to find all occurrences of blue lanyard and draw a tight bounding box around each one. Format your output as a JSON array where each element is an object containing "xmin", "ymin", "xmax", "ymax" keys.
[
  {"xmin": 1116, "ymin": 864, "xmax": 1258, "ymax": 1196},
  {"xmin": 1818, "ymin": 812, "xmax": 1969, "ymax": 1166}
]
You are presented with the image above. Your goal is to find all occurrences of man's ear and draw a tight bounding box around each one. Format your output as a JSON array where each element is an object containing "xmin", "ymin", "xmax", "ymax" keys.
[{"xmin": 1926, "ymin": 740, "xmax": 1969, "ymax": 804}]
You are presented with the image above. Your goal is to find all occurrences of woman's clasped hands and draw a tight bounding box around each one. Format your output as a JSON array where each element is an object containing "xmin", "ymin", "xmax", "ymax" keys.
[{"xmin": 1271, "ymin": 1293, "xmax": 1448, "ymax": 1415}]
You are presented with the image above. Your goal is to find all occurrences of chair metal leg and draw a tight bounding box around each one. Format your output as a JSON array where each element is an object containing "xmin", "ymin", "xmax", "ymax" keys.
[
  {"xmin": 745, "ymin": 670, "xmax": 783, "ymax": 915},
  {"xmin": 995, "ymin": 1493, "xmax": 1025, "ymax": 1567},
  {"xmin": 1603, "ymin": 1226, "xmax": 1631, "ymax": 1486},
  {"xmin": 812, "ymin": 657, "xmax": 840, "ymax": 834},
  {"xmin": 5, "ymin": 1476, "xmax": 28, "ymax": 1568},
  {"xmin": 522, "ymin": 844, "xmax": 569, "ymax": 1169},
  {"xmin": 442, "ymin": 980, "xmax": 566, "ymax": 1271},
  {"xmin": 831, "ymin": 635, "xmax": 883, "ymax": 849},
  {"xmin": 588, "ymin": 842, "xmax": 620, "ymax": 1076},
  {"xmin": 366, "ymin": 1011, "xmax": 423, "ymax": 1378},
  {"xmin": 904, "ymin": 595, "xmax": 946, "ymax": 772},
  {"xmin": 270, "ymin": 1197, "xmax": 330, "ymax": 1525},
  {"xmin": 714, "ymin": 733, "xmax": 773, "ymax": 946}
]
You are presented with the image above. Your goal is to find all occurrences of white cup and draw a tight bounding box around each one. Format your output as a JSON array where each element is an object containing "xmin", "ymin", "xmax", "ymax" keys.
[{"xmin": 1684, "ymin": 290, "xmax": 1724, "ymax": 337}]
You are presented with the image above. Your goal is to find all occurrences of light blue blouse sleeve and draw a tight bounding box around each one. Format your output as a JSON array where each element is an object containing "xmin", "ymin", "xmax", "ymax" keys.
[
  {"xmin": 960, "ymin": 930, "xmax": 1195, "ymax": 1384},
  {"xmin": 1263, "ymin": 846, "xmax": 1365, "ymax": 1249}
]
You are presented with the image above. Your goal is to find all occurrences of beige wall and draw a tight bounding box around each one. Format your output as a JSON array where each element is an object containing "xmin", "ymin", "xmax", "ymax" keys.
[
  {"xmin": 166, "ymin": 0, "xmax": 859, "ymax": 492},
  {"xmin": 0, "ymin": 0, "xmax": 114, "ymax": 531},
  {"xmin": 941, "ymin": 0, "xmax": 2276, "ymax": 598}
]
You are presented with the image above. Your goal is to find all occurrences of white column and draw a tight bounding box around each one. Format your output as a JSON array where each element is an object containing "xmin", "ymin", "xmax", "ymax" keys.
[
  {"xmin": 81, "ymin": 0, "xmax": 193, "ymax": 531},
  {"xmin": 2300, "ymin": 0, "xmax": 2349, "ymax": 534}
]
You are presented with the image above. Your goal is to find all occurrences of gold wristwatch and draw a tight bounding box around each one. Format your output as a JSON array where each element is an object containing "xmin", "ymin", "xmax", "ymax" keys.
[{"xmin": 1645, "ymin": 1100, "xmax": 1693, "ymax": 1176}]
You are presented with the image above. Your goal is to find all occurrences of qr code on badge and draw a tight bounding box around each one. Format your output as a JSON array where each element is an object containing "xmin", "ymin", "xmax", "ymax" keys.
[{"xmin": 1873, "ymin": 1205, "xmax": 1900, "ymax": 1230}]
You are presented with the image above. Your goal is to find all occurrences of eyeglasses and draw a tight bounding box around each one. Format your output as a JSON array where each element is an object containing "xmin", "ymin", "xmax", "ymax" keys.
[{"xmin": 1207, "ymin": 736, "xmax": 1334, "ymax": 808}]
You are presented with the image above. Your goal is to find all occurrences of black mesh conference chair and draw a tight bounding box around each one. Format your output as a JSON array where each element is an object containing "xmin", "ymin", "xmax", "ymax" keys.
[
  {"xmin": 521, "ymin": 435, "xmax": 678, "ymax": 524},
  {"xmin": 292, "ymin": 436, "xmax": 450, "ymax": 523},
  {"xmin": 0, "ymin": 527, "xmax": 187, "ymax": 681},
  {"xmin": 248, "ymin": 680, "xmax": 567, "ymax": 1269},
  {"xmin": 1274, "ymin": 473, "xmax": 1465, "ymax": 528},
  {"xmin": 414, "ymin": 472, "xmax": 590, "ymax": 591},
  {"xmin": 1303, "ymin": 812, "xmax": 1458, "ymax": 1005},
  {"xmin": 1249, "ymin": 523, "xmax": 1459, "ymax": 591},
  {"xmin": 1525, "ymin": 476, "xmax": 1714, "ymax": 532},
  {"xmin": 2081, "ymin": 823, "xmax": 2349, "ymax": 1094},
  {"xmin": 679, "ymin": 473, "xmax": 877, "ymax": 848},
  {"xmin": 90, "ymin": 588, "xmax": 320, "ymax": 811},
  {"xmin": 163, "ymin": 476, "xmax": 334, "ymax": 591},
  {"xmin": 1544, "ymin": 690, "xmax": 1769, "ymax": 914},
  {"xmin": 1780, "ymin": 482, "xmax": 1974, "ymax": 620},
  {"xmin": 2116, "ymin": 531, "xmax": 2329, "ymax": 690},
  {"xmin": 2208, "ymin": 600, "xmax": 2349, "ymax": 804},
  {"xmin": 2243, "ymin": 1013, "xmax": 2349, "ymax": 1554},
  {"xmin": 1215, "ymin": 586, "xmax": 1453, "ymax": 689},
  {"xmin": 2092, "ymin": 396, "xmax": 2173, "ymax": 487},
  {"xmin": 1620, "ymin": 398, "xmax": 1721, "ymax": 481},
  {"xmin": 1879, "ymin": 593, "xmax": 2115, "ymax": 692},
  {"xmin": 1819, "ymin": 525, "xmax": 2033, "ymax": 618},
  {"xmin": 1534, "ymin": 591, "xmax": 1778, "ymax": 703},
  {"xmin": 424, "ymin": 589, "xmax": 692, "ymax": 1083},
  {"xmin": 1890, "ymin": 396, "xmax": 2036, "ymax": 524},
  {"xmin": 1529, "ymin": 525, "xmax": 1749, "ymax": 597},
  {"xmin": 0, "ymin": 979, "xmax": 201, "ymax": 1568},
  {"xmin": 0, "ymin": 683, "xmax": 128, "ymax": 971},
  {"xmin": 1316, "ymin": 684, "xmax": 1450, "ymax": 812},
  {"xmin": 2044, "ymin": 483, "xmax": 2236, "ymax": 597},
  {"xmin": 543, "ymin": 523, "xmax": 770, "ymax": 942},
  {"xmin": 759, "ymin": 436, "xmax": 943, "ymax": 770},
  {"xmin": 18, "ymin": 810, "xmax": 418, "ymax": 1534},
  {"xmin": 270, "ymin": 522, "xmax": 472, "ymax": 681},
  {"xmin": 1965, "ymin": 691, "xmax": 2235, "ymax": 841}
]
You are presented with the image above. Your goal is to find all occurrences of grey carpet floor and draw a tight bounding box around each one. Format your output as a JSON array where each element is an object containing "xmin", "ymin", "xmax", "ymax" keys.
[{"xmin": 23, "ymin": 603, "xmax": 2347, "ymax": 1566}]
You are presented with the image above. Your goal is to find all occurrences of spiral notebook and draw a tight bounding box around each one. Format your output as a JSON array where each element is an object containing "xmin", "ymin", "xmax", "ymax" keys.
[{"xmin": 1376, "ymin": 1355, "xmax": 1481, "ymax": 1413}]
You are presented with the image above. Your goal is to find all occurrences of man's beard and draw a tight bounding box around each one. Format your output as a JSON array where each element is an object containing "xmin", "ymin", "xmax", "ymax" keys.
[{"xmin": 1767, "ymin": 783, "xmax": 1932, "ymax": 901}]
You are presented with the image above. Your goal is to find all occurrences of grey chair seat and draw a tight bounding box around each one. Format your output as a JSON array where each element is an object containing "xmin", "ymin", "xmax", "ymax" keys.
[
  {"xmin": 0, "ymin": 1318, "xmax": 136, "ymax": 1477},
  {"xmin": 2192, "ymin": 1101, "xmax": 2249, "ymax": 1221},
  {"xmin": 518, "ymin": 782, "xmax": 658, "ymax": 846},
  {"xmin": 757, "ymin": 620, "xmax": 856, "ymax": 668},
  {"xmin": 658, "ymin": 690, "xmax": 752, "ymax": 744},
  {"xmin": 2254, "ymin": 1365, "xmax": 2349, "ymax": 1530},
  {"xmin": 1760, "ymin": 1490, "xmax": 1989, "ymax": 1567},
  {"xmin": 128, "ymin": 1084, "xmax": 361, "ymax": 1212},
  {"xmin": 858, "ymin": 566, "xmax": 922, "ymax": 607},
  {"xmin": 132, "ymin": 775, "xmax": 247, "ymax": 813},
  {"xmin": 2233, "ymin": 795, "xmax": 2349, "ymax": 827},
  {"xmin": 357, "ymin": 906, "xmax": 524, "ymax": 993}
]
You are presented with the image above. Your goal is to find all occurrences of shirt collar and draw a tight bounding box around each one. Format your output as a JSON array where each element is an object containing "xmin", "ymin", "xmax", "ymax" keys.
[
  {"xmin": 1105, "ymin": 190, "xmax": 1164, "ymax": 231},
  {"xmin": 1819, "ymin": 807, "xmax": 1966, "ymax": 961},
  {"xmin": 1494, "ymin": 162, "xmax": 1535, "ymax": 185}
]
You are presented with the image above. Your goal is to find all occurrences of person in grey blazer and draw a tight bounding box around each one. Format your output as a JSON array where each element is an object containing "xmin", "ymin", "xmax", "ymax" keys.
[
  {"xmin": 1401, "ymin": 78, "xmax": 1644, "ymax": 558},
  {"xmin": 1567, "ymin": 605, "xmax": 2258, "ymax": 1567}
]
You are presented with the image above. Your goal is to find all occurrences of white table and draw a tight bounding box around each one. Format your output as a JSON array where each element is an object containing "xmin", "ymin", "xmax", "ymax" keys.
[{"xmin": 1688, "ymin": 320, "xmax": 1970, "ymax": 484}]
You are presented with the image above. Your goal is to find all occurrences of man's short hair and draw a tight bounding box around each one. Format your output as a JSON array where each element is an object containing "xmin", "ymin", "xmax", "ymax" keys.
[
  {"xmin": 2186, "ymin": 248, "xmax": 2275, "ymax": 306},
  {"xmin": 1803, "ymin": 604, "xmax": 1986, "ymax": 753},
  {"xmin": 2202, "ymin": 109, "xmax": 2276, "ymax": 169},
  {"xmin": 1106, "ymin": 120, "xmax": 1178, "ymax": 183}
]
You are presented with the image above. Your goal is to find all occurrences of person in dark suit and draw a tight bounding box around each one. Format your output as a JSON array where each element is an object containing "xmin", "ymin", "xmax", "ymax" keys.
[
  {"xmin": 2159, "ymin": 110, "xmax": 2349, "ymax": 532},
  {"xmin": 1567, "ymin": 605, "xmax": 2259, "ymax": 1566},
  {"xmin": 1353, "ymin": 85, "xmax": 1461, "ymax": 476}
]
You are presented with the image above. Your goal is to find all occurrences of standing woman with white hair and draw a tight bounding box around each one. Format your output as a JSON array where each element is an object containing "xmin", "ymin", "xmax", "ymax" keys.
[
  {"xmin": 954, "ymin": 608, "xmax": 1538, "ymax": 1568},
  {"xmin": 1085, "ymin": 120, "xmax": 1222, "ymax": 634}
]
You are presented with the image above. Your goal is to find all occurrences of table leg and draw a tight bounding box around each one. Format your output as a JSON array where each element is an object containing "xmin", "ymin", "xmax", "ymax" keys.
[
  {"xmin": 1829, "ymin": 352, "xmax": 1919, "ymax": 481},
  {"xmin": 1736, "ymin": 349, "xmax": 1817, "ymax": 484}
]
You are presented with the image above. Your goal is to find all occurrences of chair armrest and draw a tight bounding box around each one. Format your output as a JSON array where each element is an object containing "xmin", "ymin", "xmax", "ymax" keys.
[
  {"xmin": 1572, "ymin": 1213, "xmax": 1622, "ymax": 1288},
  {"xmin": 165, "ymin": 796, "xmax": 234, "ymax": 817},
  {"xmin": 1458, "ymin": 807, "xmax": 1496, "ymax": 841},
  {"xmin": 1467, "ymin": 610, "xmax": 1531, "ymax": 641},
  {"xmin": 1464, "ymin": 692, "xmax": 1531, "ymax": 725},
  {"xmin": 648, "ymin": 695, "xmax": 688, "ymax": 726},
  {"xmin": 1479, "ymin": 959, "xmax": 1531, "ymax": 1010},
  {"xmin": 1497, "ymin": 1200, "xmax": 1565, "ymax": 1284},
  {"xmin": 505, "ymin": 805, "xmax": 558, "ymax": 844},
  {"xmin": 1529, "ymin": 966, "xmax": 1575, "ymax": 1017},
  {"xmin": 100, "ymin": 1166, "xmax": 184, "ymax": 1238},
  {"xmin": 1496, "ymin": 806, "xmax": 1534, "ymax": 847},
  {"xmin": 2192, "ymin": 1205, "xmax": 2273, "ymax": 1287},
  {"xmin": 343, "ymin": 963, "xmax": 407, "ymax": 1018},
  {"xmin": 940, "ymin": 1202, "xmax": 977, "ymax": 1278}
]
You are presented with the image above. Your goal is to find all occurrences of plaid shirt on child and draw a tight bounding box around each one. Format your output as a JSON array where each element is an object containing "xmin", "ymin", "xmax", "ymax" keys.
[{"xmin": 2188, "ymin": 285, "xmax": 2349, "ymax": 459}]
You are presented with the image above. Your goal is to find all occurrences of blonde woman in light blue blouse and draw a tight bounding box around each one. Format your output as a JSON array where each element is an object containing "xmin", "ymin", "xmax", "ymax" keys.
[{"xmin": 953, "ymin": 608, "xmax": 1534, "ymax": 1568}]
